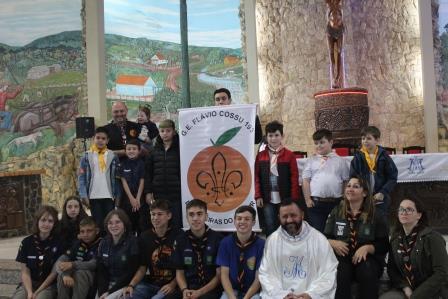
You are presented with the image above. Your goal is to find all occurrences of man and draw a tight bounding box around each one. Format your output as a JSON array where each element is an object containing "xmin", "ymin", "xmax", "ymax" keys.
[
  {"xmin": 125, "ymin": 199, "xmax": 182, "ymax": 299},
  {"xmin": 217, "ymin": 205, "xmax": 265, "ymax": 299},
  {"xmin": 174, "ymin": 199, "xmax": 223, "ymax": 299},
  {"xmin": 258, "ymin": 198, "xmax": 338, "ymax": 299},
  {"xmin": 214, "ymin": 88, "xmax": 262, "ymax": 144},
  {"xmin": 0, "ymin": 84, "xmax": 22, "ymax": 111},
  {"xmin": 104, "ymin": 101, "xmax": 141, "ymax": 157},
  {"xmin": 0, "ymin": 84, "xmax": 21, "ymax": 129}
]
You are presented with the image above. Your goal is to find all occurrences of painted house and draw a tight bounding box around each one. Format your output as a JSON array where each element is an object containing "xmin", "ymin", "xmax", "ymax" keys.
[
  {"xmin": 150, "ymin": 53, "xmax": 168, "ymax": 65},
  {"xmin": 116, "ymin": 74, "xmax": 158, "ymax": 96},
  {"xmin": 27, "ymin": 64, "xmax": 62, "ymax": 80},
  {"xmin": 223, "ymin": 55, "xmax": 240, "ymax": 66}
]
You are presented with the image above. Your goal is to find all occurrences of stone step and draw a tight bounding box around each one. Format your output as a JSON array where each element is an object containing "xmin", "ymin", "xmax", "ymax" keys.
[
  {"xmin": 0, "ymin": 283, "xmax": 17, "ymax": 299},
  {"xmin": 0, "ymin": 260, "xmax": 21, "ymax": 285}
]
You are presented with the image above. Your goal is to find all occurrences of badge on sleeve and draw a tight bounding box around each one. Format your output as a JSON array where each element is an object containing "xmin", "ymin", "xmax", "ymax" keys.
[{"xmin": 184, "ymin": 257, "xmax": 192, "ymax": 265}]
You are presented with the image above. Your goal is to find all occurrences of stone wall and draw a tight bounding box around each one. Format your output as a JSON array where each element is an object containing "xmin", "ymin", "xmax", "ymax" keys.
[
  {"xmin": 254, "ymin": 0, "xmax": 424, "ymax": 153},
  {"xmin": 0, "ymin": 140, "xmax": 84, "ymax": 211}
]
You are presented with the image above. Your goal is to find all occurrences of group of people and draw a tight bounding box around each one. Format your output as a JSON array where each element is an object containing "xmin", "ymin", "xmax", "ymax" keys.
[{"xmin": 11, "ymin": 88, "xmax": 448, "ymax": 299}]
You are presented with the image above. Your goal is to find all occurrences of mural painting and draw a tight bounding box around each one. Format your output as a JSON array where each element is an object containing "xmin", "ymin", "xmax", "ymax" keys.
[
  {"xmin": 104, "ymin": 0, "xmax": 245, "ymax": 123},
  {"xmin": 0, "ymin": 0, "xmax": 85, "ymax": 162}
]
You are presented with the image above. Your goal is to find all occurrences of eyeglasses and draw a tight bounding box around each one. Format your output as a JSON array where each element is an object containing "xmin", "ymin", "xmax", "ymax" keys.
[{"xmin": 397, "ymin": 207, "xmax": 416, "ymax": 215}]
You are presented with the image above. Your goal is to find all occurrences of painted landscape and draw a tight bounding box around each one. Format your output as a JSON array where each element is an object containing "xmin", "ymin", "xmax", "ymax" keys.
[
  {"xmin": 105, "ymin": 35, "xmax": 243, "ymax": 121},
  {"xmin": 104, "ymin": 0, "xmax": 245, "ymax": 122},
  {"xmin": 0, "ymin": 31, "xmax": 85, "ymax": 162}
]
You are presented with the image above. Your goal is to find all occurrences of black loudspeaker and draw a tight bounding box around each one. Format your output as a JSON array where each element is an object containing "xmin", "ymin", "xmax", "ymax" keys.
[{"xmin": 76, "ymin": 117, "xmax": 95, "ymax": 139}]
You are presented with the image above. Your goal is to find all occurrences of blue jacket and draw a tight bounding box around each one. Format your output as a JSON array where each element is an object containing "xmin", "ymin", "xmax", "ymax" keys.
[
  {"xmin": 77, "ymin": 150, "xmax": 121, "ymax": 199},
  {"xmin": 349, "ymin": 146, "xmax": 398, "ymax": 197}
]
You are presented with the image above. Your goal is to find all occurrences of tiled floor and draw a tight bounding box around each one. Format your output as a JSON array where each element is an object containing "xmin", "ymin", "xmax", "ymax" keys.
[{"xmin": 0, "ymin": 237, "xmax": 22, "ymax": 261}]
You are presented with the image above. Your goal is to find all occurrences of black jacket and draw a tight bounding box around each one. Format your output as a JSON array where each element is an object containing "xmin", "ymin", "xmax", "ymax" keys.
[
  {"xmin": 144, "ymin": 134, "xmax": 181, "ymax": 202},
  {"xmin": 349, "ymin": 146, "xmax": 398, "ymax": 196}
]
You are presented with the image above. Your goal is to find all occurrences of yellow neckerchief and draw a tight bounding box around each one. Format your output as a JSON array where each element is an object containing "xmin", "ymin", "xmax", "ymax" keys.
[
  {"xmin": 90, "ymin": 144, "xmax": 107, "ymax": 172},
  {"xmin": 360, "ymin": 145, "xmax": 378, "ymax": 173}
]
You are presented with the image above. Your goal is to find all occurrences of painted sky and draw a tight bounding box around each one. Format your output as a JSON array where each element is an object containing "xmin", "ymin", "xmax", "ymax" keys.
[
  {"xmin": 0, "ymin": 0, "xmax": 81, "ymax": 47},
  {"xmin": 105, "ymin": 0, "xmax": 242, "ymax": 49},
  {"xmin": 440, "ymin": 0, "xmax": 448, "ymax": 34}
]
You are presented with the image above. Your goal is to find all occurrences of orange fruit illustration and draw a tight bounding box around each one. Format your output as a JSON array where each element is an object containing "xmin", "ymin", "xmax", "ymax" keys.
[{"xmin": 187, "ymin": 127, "xmax": 252, "ymax": 212}]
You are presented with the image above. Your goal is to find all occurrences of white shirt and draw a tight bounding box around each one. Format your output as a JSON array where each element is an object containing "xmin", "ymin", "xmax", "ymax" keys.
[
  {"xmin": 89, "ymin": 151, "xmax": 112, "ymax": 199},
  {"xmin": 302, "ymin": 153, "xmax": 349, "ymax": 198},
  {"xmin": 259, "ymin": 222, "xmax": 338, "ymax": 299}
]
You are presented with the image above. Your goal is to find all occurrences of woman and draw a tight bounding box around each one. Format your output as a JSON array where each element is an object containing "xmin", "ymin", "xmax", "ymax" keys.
[
  {"xmin": 96, "ymin": 209, "xmax": 139, "ymax": 299},
  {"xmin": 380, "ymin": 196, "xmax": 448, "ymax": 299},
  {"xmin": 324, "ymin": 176, "xmax": 388, "ymax": 299},
  {"xmin": 13, "ymin": 205, "xmax": 63, "ymax": 299}
]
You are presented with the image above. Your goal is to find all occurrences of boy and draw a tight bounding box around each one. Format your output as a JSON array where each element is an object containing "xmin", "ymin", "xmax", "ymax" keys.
[
  {"xmin": 350, "ymin": 126, "xmax": 398, "ymax": 216},
  {"xmin": 56, "ymin": 217, "xmax": 101, "ymax": 299},
  {"xmin": 302, "ymin": 129, "xmax": 349, "ymax": 232},
  {"xmin": 217, "ymin": 206, "xmax": 265, "ymax": 299},
  {"xmin": 125, "ymin": 200, "xmax": 183, "ymax": 299},
  {"xmin": 255, "ymin": 120, "xmax": 300, "ymax": 236},
  {"xmin": 145, "ymin": 119, "xmax": 182, "ymax": 228},
  {"xmin": 117, "ymin": 139, "xmax": 146, "ymax": 233},
  {"xmin": 78, "ymin": 126, "xmax": 120, "ymax": 231},
  {"xmin": 174, "ymin": 199, "xmax": 223, "ymax": 299}
]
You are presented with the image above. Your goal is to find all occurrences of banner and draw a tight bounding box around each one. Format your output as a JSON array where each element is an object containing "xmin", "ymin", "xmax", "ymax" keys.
[
  {"xmin": 179, "ymin": 104, "xmax": 259, "ymax": 231},
  {"xmin": 298, "ymin": 153, "xmax": 448, "ymax": 184}
]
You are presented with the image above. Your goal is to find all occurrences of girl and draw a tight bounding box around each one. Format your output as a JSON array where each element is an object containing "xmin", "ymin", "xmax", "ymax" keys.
[
  {"xmin": 60, "ymin": 196, "xmax": 88, "ymax": 251},
  {"xmin": 96, "ymin": 209, "xmax": 139, "ymax": 299},
  {"xmin": 324, "ymin": 176, "xmax": 389, "ymax": 299},
  {"xmin": 13, "ymin": 205, "xmax": 63, "ymax": 299},
  {"xmin": 380, "ymin": 196, "xmax": 448, "ymax": 299},
  {"xmin": 137, "ymin": 105, "xmax": 159, "ymax": 154}
]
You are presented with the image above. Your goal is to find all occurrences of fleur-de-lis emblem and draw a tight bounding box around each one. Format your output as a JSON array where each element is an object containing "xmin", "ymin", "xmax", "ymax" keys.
[{"xmin": 196, "ymin": 151, "xmax": 243, "ymax": 206}]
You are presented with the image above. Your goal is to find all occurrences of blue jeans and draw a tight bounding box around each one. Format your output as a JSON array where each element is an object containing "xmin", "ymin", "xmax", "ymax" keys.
[
  {"xmin": 132, "ymin": 282, "xmax": 165, "ymax": 299},
  {"xmin": 90, "ymin": 198, "xmax": 115, "ymax": 233},
  {"xmin": 220, "ymin": 290, "xmax": 261, "ymax": 299},
  {"xmin": 308, "ymin": 199, "xmax": 340, "ymax": 233},
  {"xmin": 262, "ymin": 202, "xmax": 279, "ymax": 236}
]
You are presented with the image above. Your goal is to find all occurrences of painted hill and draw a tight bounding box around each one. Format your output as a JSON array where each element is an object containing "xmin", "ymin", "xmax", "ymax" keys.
[
  {"xmin": 0, "ymin": 30, "xmax": 241, "ymax": 57},
  {"xmin": 0, "ymin": 30, "xmax": 242, "ymax": 85},
  {"xmin": 24, "ymin": 30, "xmax": 82, "ymax": 49}
]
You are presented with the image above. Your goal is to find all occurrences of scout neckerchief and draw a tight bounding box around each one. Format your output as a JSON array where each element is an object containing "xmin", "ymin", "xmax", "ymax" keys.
[
  {"xmin": 399, "ymin": 225, "xmax": 419, "ymax": 289},
  {"xmin": 347, "ymin": 210, "xmax": 362, "ymax": 252},
  {"xmin": 90, "ymin": 143, "xmax": 107, "ymax": 172},
  {"xmin": 268, "ymin": 145, "xmax": 284, "ymax": 176},
  {"xmin": 115, "ymin": 121, "xmax": 127, "ymax": 146},
  {"xmin": 32, "ymin": 234, "xmax": 53, "ymax": 282},
  {"xmin": 233, "ymin": 232, "xmax": 257, "ymax": 292},
  {"xmin": 187, "ymin": 226, "xmax": 210, "ymax": 285},
  {"xmin": 75, "ymin": 237, "xmax": 102, "ymax": 260},
  {"xmin": 153, "ymin": 227, "xmax": 171, "ymax": 265},
  {"xmin": 317, "ymin": 152, "xmax": 334, "ymax": 168},
  {"xmin": 360, "ymin": 145, "xmax": 378, "ymax": 173},
  {"xmin": 152, "ymin": 227, "xmax": 173, "ymax": 282}
]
